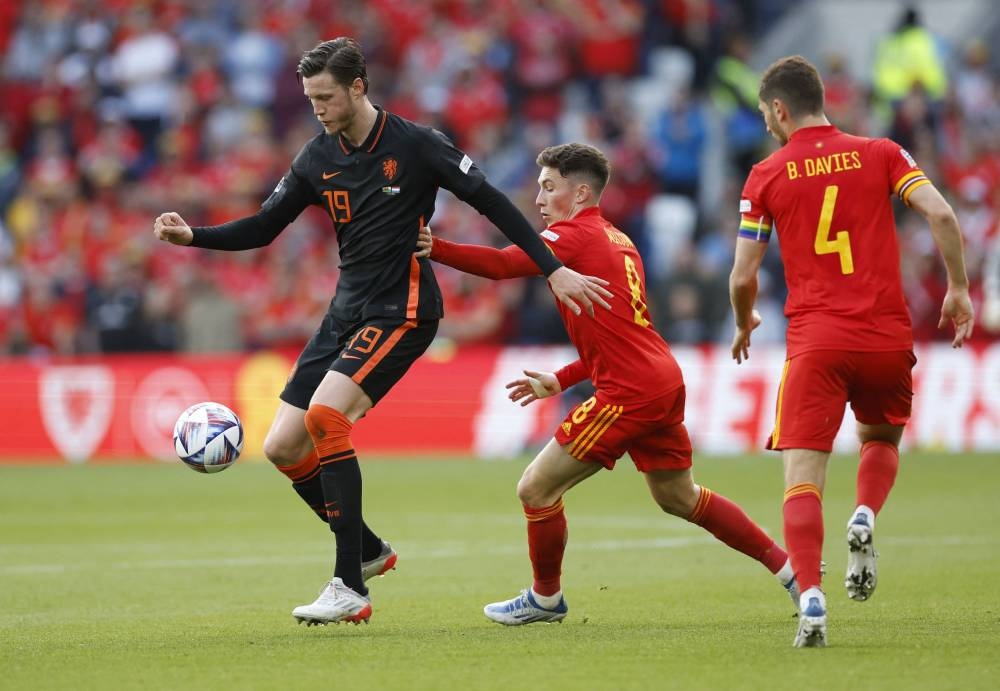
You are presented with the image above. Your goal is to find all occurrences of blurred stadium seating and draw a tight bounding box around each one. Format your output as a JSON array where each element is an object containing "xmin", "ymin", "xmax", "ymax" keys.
[{"xmin": 1, "ymin": 0, "xmax": 998, "ymax": 358}]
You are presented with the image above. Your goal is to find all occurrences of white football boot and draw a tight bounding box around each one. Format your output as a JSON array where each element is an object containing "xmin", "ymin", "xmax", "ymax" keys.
[
  {"xmin": 484, "ymin": 589, "xmax": 568, "ymax": 625},
  {"xmin": 361, "ymin": 541, "xmax": 398, "ymax": 582},
  {"xmin": 793, "ymin": 590, "xmax": 827, "ymax": 648},
  {"xmin": 845, "ymin": 512, "xmax": 877, "ymax": 602},
  {"xmin": 292, "ymin": 577, "xmax": 372, "ymax": 625}
]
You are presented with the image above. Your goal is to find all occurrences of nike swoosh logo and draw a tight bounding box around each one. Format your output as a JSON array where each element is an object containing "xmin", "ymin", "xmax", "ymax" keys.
[
  {"xmin": 322, "ymin": 171, "xmax": 341, "ymax": 180},
  {"xmin": 342, "ymin": 354, "xmax": 361, "ymax": 360}
]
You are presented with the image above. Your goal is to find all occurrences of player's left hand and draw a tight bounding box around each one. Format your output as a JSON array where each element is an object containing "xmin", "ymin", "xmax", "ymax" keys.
[
  {"xmin": 414, "ymin": 225, "xmax": 433, "ymax": 257},
  {"xmin": 939, "ymin": 285, "xmax": 974, "ymax": 347},
  {"xmin": 547, "ymin": 266, "xmax": 612, "ymax": 317},
  {"xmin": 731, "ymin": 309, "xmax": 762, "ymax": 364},
  {"xmin": 506, "ymin": 370, "xmax": 561, "ymax": 406}
]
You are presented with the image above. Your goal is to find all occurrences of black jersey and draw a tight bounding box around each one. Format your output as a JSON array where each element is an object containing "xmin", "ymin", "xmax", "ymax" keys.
[
  {"xmin": 190, "ymin": 106, "xmax": 564, "ymax": 321},
  {"xmin": 199, "ymin": 108, "xmax": 487, "ymax": 321},
  {"xmin": 273, "ymin": 108, "xmax": 486, "ymax": 321}
]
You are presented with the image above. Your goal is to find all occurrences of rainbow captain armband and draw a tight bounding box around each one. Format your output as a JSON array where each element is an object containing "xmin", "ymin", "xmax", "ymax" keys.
[{"xmin": 738, "ymin": 215, "xmax": 773, "ymax": 242}]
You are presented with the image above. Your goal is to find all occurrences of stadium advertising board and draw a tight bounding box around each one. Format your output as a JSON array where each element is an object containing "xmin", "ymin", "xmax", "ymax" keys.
[{"xmin": 0, "ymin": 343, "xmax": 997, "ymax": 463}]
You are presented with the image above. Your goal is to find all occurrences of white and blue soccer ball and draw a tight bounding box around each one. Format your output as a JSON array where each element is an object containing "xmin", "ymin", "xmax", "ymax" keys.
[{"xmin": 172, "ymin": 401, "xmax": 244, "ymax": 473}]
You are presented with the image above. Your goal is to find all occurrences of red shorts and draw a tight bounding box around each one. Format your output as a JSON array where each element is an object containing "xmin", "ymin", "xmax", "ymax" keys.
[
  {"xmin": 553, "ymin": 387, "xmax": 693, "ymax": 472},
  {"xmin": 768, "ymin": 349, "xmax": 916, "ymax": 452}
]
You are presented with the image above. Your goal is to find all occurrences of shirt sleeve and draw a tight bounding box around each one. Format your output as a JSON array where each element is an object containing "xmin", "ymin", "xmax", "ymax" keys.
[
  {"xmin": 417, "ymin": 127, "xmax": 487, "ymax": 200},
  {"xmin": 430, "ymin": 237, "xmax": 542, "ymax": 279},
  {"xmin": 190, "ymin": 150, "xmax": 314, "ymax": 250},
  {"xmin": 878, "ymin": 138, "xmax": 932, "ymax": 206},
  {"xmin": 737, "ymin": 166, "xmax": 774, "ymax": 244},
  {"xmin": 555, "ymin": 359, "xmax": 588, "ymax": 390},
  {"xmin": 465, "ymin": 182, "xmax": 563, "ymax": 276},
  {"xmin": 539, "ymin": 222, "xmax": 582, "ymax": 265}
]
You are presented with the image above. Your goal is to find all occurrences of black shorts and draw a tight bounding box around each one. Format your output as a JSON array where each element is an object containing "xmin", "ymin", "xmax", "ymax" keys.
[{"xmin": 280, "ymin": 314, "xmax": 439, "ymax": 409}]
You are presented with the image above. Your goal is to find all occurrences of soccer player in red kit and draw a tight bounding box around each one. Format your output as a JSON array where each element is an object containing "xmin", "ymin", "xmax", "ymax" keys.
[
  {"xmin": 728, "ymin": 56, "xmax": 974, "ymax": 647},
  {"xmin": 417, "ymin": 142, "xmax": 797, "ymax": 625}
]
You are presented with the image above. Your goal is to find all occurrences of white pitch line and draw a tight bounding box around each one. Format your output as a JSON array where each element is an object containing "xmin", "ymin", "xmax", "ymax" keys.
[
  {"xmin": 0, "ymin": 534, "xmax": 994, "ymax": 576},
  {"xmin": 0, "ymin": 536, "xmax": 715, "ymax": 575}
]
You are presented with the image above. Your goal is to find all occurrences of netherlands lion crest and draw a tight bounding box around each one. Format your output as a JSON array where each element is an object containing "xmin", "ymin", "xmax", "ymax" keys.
[{"xmin": 382, "ymin": 158, "xmax": 397, "ymax": 180}]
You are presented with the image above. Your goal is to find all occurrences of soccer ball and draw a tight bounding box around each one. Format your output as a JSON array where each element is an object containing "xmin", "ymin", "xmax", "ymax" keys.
[{"xmin": 173, "ymin": 402, "xmax": 244, "ymax": 473}]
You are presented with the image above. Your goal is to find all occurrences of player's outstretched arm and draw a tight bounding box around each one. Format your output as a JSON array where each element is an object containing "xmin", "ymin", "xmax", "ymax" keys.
[
  {"xmin": 506, "ymin": 370, "xmax": 561, "ymax": 407},
  {"xmin": 153, "ymin": 212, "xmax": 194, "ymax": 246},
  {"xmin": 421, "ymin": 226, "xmax": 612, "ymax": 312},
  {"xmin": 465, "ymin": 182, "xmax": 611, "ymax": 316},
  {"xmin": 419, "ymin": 225, "xmax": 539, "ymax": 279},
  {"xmin": 729, "ymin": 237, "xmax": 768, "ymax": 363},
  {"xmin": 908, "ymin": 184, "xmax": 975, "ymax": 347}
]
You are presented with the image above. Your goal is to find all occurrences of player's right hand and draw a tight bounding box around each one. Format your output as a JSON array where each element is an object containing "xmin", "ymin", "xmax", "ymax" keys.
[
  {"xmin": 153, "ymin": 212, "xmax": 194, "ymax": 246},
  {"xmin": 414, "ymin": 225, "xmax": 433, "ymax": 257},
  {"xmin": 731, "ymin": 309, "xmax": 762, "ymax": 364},
  {"xmin": 506, "ymin": 369, "xmax": 561, "ymax": 407},
  {"xmin": 547, "ymin": 266, "xmax": 612, "ymax": 317},
  {"xmin": 939, "ymin": 286, "xmax": 974, "ymax": 347}
]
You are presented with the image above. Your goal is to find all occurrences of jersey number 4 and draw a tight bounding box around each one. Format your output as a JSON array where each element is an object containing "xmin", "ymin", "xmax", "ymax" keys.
[{"xmin": 814, "ymin": 185, "xmax": 854, "ymax": 275}]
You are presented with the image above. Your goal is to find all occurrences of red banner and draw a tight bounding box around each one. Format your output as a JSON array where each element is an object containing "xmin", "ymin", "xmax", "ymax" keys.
[{"xmin": 1, "ymin": 343, "xmax": 998, "ymax": 464}]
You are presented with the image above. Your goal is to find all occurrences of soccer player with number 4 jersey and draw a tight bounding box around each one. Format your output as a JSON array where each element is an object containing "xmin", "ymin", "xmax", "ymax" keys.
[
  {"xmin": 728, "ymin": 55, "xmax": 974, "ymax": 648},
  {"xmin": 418, "ymin": 142, "xmax": 799, "ymax": 626}
]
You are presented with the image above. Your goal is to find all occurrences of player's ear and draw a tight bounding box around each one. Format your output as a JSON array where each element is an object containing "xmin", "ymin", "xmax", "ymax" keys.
[{"xmin": 774, "ymin": 99, "xmax": 790, "ymax": 123}]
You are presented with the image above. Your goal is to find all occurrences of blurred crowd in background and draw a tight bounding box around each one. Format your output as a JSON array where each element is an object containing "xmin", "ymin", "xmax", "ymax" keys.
[{"xmin": 1, "ymin": 0, "xmax": 998, "ymax": 357}]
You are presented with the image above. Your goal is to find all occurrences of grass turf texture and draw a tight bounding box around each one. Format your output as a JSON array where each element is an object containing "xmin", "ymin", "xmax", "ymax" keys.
[{"xmin": 2, "ymin": 453, "xmax": 998, "ymax": 690}]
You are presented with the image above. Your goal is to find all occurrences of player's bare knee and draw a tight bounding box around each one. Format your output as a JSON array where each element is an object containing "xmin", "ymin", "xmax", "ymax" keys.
[
  {"xmin": 857, "ymin": 422, "xmax": 904, "ymax": 446},
  {"xmin": 516, "ymin": 474, "xmax": 558, "ymax": 508},
  {"xmin": 655, "ymin": 493, "xmax": 694, "ymax": 518},
  {"xmin": 652, "ymin": 485, "xmax": 698, "ymax": 517},
  {"xmin": 262, "ymin": 433, "xmax": 299, "ymax": 467},
  {"xmin": 647, "ymin": 471, "xmax": 697, "ymax": 517},
  {"xmin": 515, "ymin": 477, "xmax": 540, "ymax": 506}
]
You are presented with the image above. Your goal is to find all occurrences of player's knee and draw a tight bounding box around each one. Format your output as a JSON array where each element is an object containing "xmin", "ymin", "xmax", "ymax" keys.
[
  {"xmin": 516, "ymin": 473, "xmax": 556, "ymax": 508},
  {"xmin": 656, "ymin": 495, "xmax": 692, "ymax": 518},
  {"xmin": 650, "ymin": 480, "xmax": 698, "ymax": 517},
  {"xmin": 857, "ymin": 422, "xmax": 904, "ymax": 446},
  {"xmin": 304, "ymin": 404, "xmax": 353, "ymax": 458},
  {"xmin": 515, "ymin": 476, "xmax": 537, "ymax": 506},
  {"xmin": 262, "ymin": 432, "xmax": 300, "ymax": 467}
]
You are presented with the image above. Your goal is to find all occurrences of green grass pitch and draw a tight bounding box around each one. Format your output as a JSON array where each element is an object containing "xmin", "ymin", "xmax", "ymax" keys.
[{"xmin": 2, "ymin": 452, "xmax": 998, "ymax": 690}]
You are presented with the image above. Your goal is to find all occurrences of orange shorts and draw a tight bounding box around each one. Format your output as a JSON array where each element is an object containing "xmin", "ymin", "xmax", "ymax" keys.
[
  {"xmin": 768, "ymin": 349, "xmax": 916, "ymax": 452},
  {"xmin": 553, "ymin": 387, "xmax": 693, "ymax": 472}
]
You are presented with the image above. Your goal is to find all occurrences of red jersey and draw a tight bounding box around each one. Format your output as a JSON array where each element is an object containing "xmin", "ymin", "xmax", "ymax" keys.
[
  {"xmin": 432, "ymin": 206, "xmax": 682, "ymax": 404},
  {"xmin": 739, "ymin": 125, "xmax": 930, "ymax": 356}
]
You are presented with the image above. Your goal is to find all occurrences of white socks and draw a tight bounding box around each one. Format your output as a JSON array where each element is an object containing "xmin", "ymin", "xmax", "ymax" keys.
[
  {"xmin": 531, "ymin": 589, "xmax": 563, "ymax": 609},
  {"xmin": 776, "ymin": 558, "xmax": 795, "ymax": 586},
  {"xmin": 849, "ymin": 504, "xmax": 876, "ymax": 530},
  {"xmin": 799, "ymin": 586, "xmax": 826, "ymax": 613}
]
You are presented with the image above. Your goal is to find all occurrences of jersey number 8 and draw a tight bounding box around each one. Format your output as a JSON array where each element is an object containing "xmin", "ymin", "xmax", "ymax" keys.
[{"xmin": 624, "ymin": 255, "xmax": 651, "ymax": 327}]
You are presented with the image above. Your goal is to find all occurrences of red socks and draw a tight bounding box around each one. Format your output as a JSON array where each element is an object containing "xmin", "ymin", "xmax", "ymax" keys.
[
  {"xmin": 857, "ymin": 441, "xmax": 899, "ymax": 514},
  {"xmin": 688, "ymin": 487, "xmax": 788, "ymax": 574},
  {"xmin": 782, "ymin": 483, "xmax": 824, "ymax": 592},
  {"xmin": 524, "ymin": 499, "xmax": 567, "ymax": 597}
]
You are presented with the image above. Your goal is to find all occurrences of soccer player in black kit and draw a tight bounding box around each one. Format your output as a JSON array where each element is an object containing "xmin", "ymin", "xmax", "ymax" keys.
[{"xmin": 153, "ymin": 37, "xmax": 611, "ymax": 625}]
